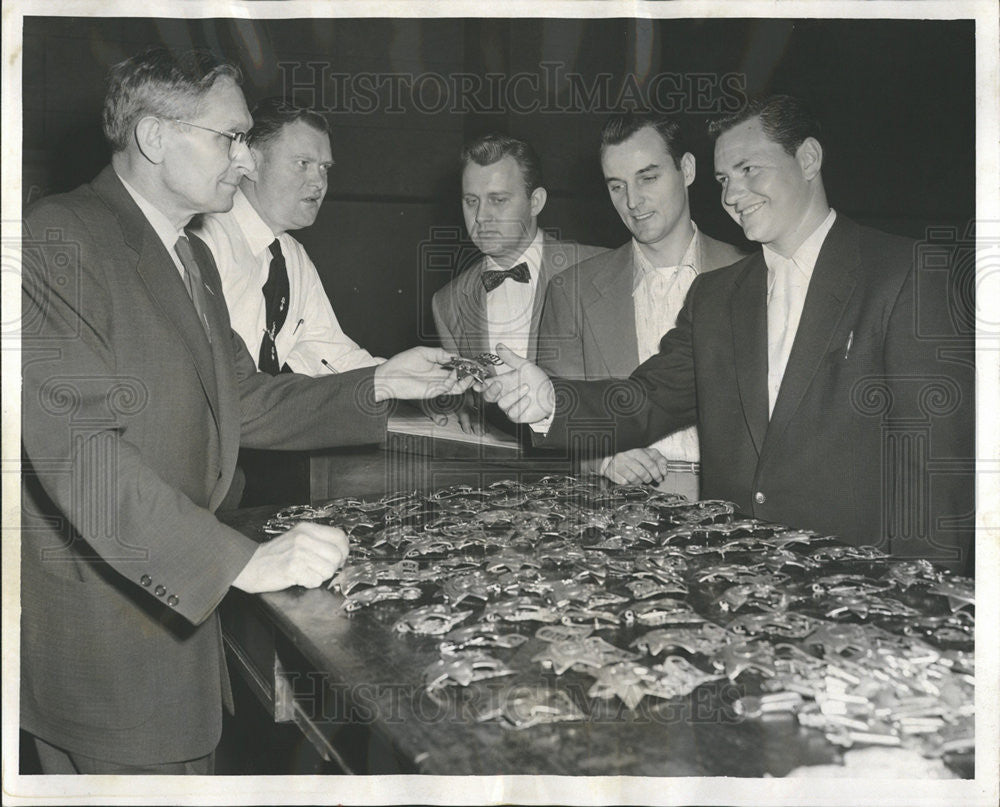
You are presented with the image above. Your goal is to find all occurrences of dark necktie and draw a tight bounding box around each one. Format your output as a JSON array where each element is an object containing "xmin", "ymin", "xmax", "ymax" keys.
[
  {"xmin": 174, "ymin": 235, "xmax": 212, "ymax": 342},
  {"xmin": 482, "ymin": 261, "xmax": 531, "ymax": 292},
  {"xmin": 258, "ymin": 239, "xmax": 290, "ymax": 374}
]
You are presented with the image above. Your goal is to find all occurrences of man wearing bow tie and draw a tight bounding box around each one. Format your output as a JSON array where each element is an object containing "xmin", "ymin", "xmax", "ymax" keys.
[
  {"xmin": 431, "ymin": 133, "xmax": 604, "ymax": 432},
  {"xmin": 537, "ymin": 114, "xmax": 745, "ymax": 496}
]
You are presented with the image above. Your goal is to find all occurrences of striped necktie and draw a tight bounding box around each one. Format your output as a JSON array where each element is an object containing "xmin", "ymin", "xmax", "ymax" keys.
[{"xmin": 174, "ymin": 235, "xmax": 212, "ymax": 342}]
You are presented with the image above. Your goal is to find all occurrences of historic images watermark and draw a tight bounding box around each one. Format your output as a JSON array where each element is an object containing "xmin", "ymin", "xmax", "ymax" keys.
[{"xmin": 278, "ymin": 62, "xmax": 748, "ymax": 116}]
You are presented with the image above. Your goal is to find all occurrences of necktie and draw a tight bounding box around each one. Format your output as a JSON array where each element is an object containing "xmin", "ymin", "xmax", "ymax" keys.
[
  {"xmin": 174, "ymin": 235, "xmax": 212, "ymax": 342},
  {"xmin": 258, "ymin": 239, "xmax": 290, "ymax": 374},
  {"xmin": 766, "ymin": 255, "xmax": 805, "ymax": 417},
  {"xmin": 482, "ymin": 261, "xmax": 530, "ymax": 292}
]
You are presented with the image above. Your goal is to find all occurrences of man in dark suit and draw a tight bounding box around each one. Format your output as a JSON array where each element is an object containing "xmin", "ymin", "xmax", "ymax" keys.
[
  {"xmin": 482, "ymin": 95, "xmax": 974, "ymax": 574},
  {"xmin": 537, "ymin": 113, "xmax": 745, "ymax": 496},
  {"xmin": 19, "ymin": 47, "xmax": 470, "ymax": 774},
  {"xmin": 431, "ymin": 133, "xmax": 604, "ymax": 433}
]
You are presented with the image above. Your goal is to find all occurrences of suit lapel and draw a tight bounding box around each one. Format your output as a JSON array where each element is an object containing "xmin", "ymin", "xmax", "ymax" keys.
[
  {"xmin": 94, "ymin": 169, "xmax": 223, "ymax": 432},
  {"xmin": 587, "ymin": 245, "xmax": 639, "ymax": 374},
  {"xmin": 528, "ymin": 235, "xmax": 568, "ymax": 361},
  {"xmin": 762, "ymin": 216, "xmax": 860, "ymax": 455},
  {"xmin": 730, "ymin": 255, "xmax": 769, "ymax": 456}
]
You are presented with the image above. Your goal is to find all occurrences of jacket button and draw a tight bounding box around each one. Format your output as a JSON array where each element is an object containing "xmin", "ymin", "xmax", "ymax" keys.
[
  {"xmin": 167, "ymin": 595, "xmax": 179, "ymax": 607},
  {"xmin": 140, "ymin": 575, "xmax": 152, "ymax": 586},
  {"xmin": 154, "ymin": 585, "xmax": 166, "ymax": 597},
  {"xmin": 754, "ymin": 491, "xmax": 766, "ymax": 505}
]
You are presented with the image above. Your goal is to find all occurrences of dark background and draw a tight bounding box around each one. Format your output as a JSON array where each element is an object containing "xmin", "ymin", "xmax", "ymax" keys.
[{"xmin": 23, "ymin": 16, "xmax": 976, "ymax": 358}]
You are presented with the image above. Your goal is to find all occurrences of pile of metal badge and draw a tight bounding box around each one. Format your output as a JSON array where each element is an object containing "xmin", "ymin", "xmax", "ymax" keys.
[{"xmin": 264, "ymin": 476, "xmax": 974, "ymax": 760}]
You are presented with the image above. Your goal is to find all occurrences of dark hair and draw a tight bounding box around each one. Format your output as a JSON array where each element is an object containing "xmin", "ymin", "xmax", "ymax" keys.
[
  {"xmin": 708, "ymin": 95, "xmax": 821, "ymax": 156},
  {"xmin": 461, "ymin": 133, "xmax": 543, "ymax": 197},
  {"xmin": 103, "ymin": 47, "xmax": 242, "ymax": 153},
  {"xmin": 246, "ymin": 96, "xmax": 330, "ymax": 150},
  {"xmin": 599, "ymin": 113, "xmax": 688, "ymax": 169}
]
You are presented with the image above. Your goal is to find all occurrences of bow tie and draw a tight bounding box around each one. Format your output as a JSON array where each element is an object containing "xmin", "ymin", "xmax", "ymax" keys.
[{"xmin": 482, "ymin": 262, "xmax": 531, "ymax": 292}]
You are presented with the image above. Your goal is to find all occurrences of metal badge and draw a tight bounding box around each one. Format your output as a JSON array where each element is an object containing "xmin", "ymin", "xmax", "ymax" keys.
[
  {"xmin": 394, "ymin": 604, "xmax": 472, "ymax": 635},
  {"xmin": 532, "ymin": 636, "xmax": 639, "ymax": 675},
  {"xmin": 342, "ymin": 585, "xmax": 421, "ymax": 611},
  {"xmin": 631, "ymin": 623, "xmax": 730, "ymax": 656}
]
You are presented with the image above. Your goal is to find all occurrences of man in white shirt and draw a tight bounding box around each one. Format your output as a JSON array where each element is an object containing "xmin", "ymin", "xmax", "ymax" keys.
[
  {"xmin": 431, "ymin": 133, "xmax": 604, "ymax": 432},
  {"xmin": 195, "ymin": 98, "xmax": 382, "ymax": 505},
  {"xmin": 481, "ymin": 95, "xmax": 973, "ymax": 574},
  {"xmin": 538, "ymin": 114, "xmax": 744, "ymax": 497},
  {"xmin": 195, "ymin": 97, "xmax": 379, "ymax": 376}
]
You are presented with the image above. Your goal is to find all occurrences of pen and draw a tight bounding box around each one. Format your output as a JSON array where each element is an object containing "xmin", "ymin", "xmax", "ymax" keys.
[
  {"xmin": 320, "ymin": 358, "xmax": 338, "ymax": 374},
  {"xmin": 293, "ymin": 318, "xmax": 304, "ymax": 334},
  {"xmin": 843, "ymin": 330, "xmax": 854, "ymax": 359}
]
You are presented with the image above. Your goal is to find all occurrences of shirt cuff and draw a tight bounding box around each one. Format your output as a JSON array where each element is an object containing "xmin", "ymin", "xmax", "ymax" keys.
[{"xmin": 528, "ymin": 412, "xmax": 555, "ymax": 435}]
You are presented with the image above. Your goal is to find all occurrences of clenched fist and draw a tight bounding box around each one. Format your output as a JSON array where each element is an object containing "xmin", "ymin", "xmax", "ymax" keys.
[{"xmin": 232, "ymin": 521, "xmax": 350, "ymax": 593}]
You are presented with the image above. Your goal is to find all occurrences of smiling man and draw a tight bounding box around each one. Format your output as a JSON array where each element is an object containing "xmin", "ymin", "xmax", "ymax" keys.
[
  {"xmin": 196, "ymin": 97, "xmax": 379, "ymax": 376},
  {"xmin": 537, "ymin": 114, "xmax": 744, "ymax": 497},
  {"xmin": 481, "ymin": 95, "xmax": 973, "ymax": 575}
]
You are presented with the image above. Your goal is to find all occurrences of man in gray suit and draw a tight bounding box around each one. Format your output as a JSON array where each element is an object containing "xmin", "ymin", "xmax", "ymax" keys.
[
  {"xmin": 20, "ymin": 47, "xmax": 470, "ymax": 774},
  {"xmin": 538, "ymin": 113, "xmax": 745, "ymax": 497},
  {"xmin": 431, "ymin": 133, "xmax": 604, "ymax": 432}
]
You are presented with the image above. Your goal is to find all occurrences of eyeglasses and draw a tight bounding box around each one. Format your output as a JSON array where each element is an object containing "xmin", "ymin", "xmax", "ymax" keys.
[{"xmin": 171, "ymin": 119, "xmax": 249, "ymax": 155}]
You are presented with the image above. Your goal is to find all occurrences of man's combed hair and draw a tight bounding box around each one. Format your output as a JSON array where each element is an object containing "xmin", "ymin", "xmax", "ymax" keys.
[
  {"xmin": 708, "ymin": 94, "xmax": 821, "ymax": 156},
  {"xmin": 600, "ymin": 113, "xmax": 688, "ymax": 169},
  {"xmin": 247, "ymin": 97, "xmax": 330, "ymax": 150},
  {"xmin": 102, "ymin": 47, "xmax": 242, "ymax": 154},
  {"xmin": 461, "ymin": 133, "xmax": 543, "ymax": 197}
]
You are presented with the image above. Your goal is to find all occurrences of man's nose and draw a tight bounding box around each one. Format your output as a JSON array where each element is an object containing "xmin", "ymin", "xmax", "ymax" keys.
[
  {"xmin": 231, "ymin": 140, "xmax": 255, "ymax": 174},
  {"xmin": 625, "ymin": 183, "xmax": 642, "ymax": 210},
  {"xmin": 722, "ymin": 178, "xmax": 745, "ymax": 208}
]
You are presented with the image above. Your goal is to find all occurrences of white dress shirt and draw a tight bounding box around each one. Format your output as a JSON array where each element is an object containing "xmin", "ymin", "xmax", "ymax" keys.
[
  {"xmin": 631, "ymin": 224, "xmax": 701, "ymax": 463},
  {"xmin": 194, "ymin": 189, "xmax": 380, "ymax": 374},
  {"xmin": 484, "ymin": 229, "xmax": 544, "ymax": 360},
  {"xmin": 117, "ymin": 173, "xmax": 186, "ymax": 278},
  {"xmin": 763, "ymin": 208, "xmax": 837, "ymax": 416}
]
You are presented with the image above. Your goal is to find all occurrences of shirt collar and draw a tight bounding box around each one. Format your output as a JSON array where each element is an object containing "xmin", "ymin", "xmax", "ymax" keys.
[
  {"xmin": 631, "ymin": 221, "xmax": 700, "ymax": 295},
  {"xmin": 116, "ymin": 171, "xmax": 186, "ymax": 251},
  {"xmin": 762, "ymin": 208, "xmax": 837, "ymax": 279},
  {"xmin": 484, "ymin": 228, "xmax": 544, "ymax": 279},
  {"xmin": 229, "ymin": 187, "xmax": 279, "ymax": 258}
]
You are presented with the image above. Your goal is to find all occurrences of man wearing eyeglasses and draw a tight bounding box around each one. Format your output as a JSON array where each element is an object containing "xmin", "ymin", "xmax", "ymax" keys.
[{"xmin": 20, "ymin": 47, "xmax": 471, "ymax": 774}]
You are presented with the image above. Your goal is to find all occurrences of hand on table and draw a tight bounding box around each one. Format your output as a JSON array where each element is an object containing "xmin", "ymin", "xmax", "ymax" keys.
[
  {"xmin": 479, "ymin": 344, "xmax": 555, "ymax": 424},
  {"xmin": 600, "ymin": 447, "xmax": 669, "ymax": 485},
  {"xmin": 232, "ymin": 522, "xmax": 350, "ymax": 593},
  {"xmin": 373, "ymin": 346, "xmax": 476, "ymax": 402}
]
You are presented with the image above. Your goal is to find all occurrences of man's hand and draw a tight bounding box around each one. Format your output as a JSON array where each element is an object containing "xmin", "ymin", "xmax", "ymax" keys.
[
  {"xmin": 424, "ymin": 388, "xmax": 483, "ymax": 434},
  {"xmin": 479, "ymin": 344, "xmax": 555, "ymax": 424},
  {"xmin": 232, "ymin": 522, "xmax": 350, "ymax": 593},
  {"xmin": 374, "ymin": 346, "xmax": 476, "ymax": 402},
  {"xmin": 600, "ymin": 447, "xmax": 669, "ymax": 485}
]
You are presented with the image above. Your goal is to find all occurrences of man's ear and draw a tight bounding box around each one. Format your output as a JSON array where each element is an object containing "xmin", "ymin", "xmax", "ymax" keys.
[
  {"xmin": 796, "ymin": 137, "xmax": 823, "ymax": 181},
  {"xmin": 134, "ymin": 116, "xmax": 166, "ymax": 164},
  {"xmin": 680, "ymin": 152, "xmax": 696, "ymax": 187},
  {"xmin": 529, "ymin": 186, "xmax": 548, "ymax": 218}
]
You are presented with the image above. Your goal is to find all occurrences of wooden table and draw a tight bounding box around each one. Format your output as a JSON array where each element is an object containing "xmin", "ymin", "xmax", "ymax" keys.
[{"xmin": 219, "ymin": 443, "xmax": 971, "ymax": 777}]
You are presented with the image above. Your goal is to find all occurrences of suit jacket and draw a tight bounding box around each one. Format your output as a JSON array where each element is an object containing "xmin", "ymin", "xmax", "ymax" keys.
[
  {"xmin": 543, "ymin": 216, "xmax": 974, "ymax": 572},
  {"xmin": 20, "ymin": 166, "xmax": 389, "ymax": 765},
  {"xmin": 537, "ymin": 232, "xmax": 746, "ymax": 379},
  {"xmin": 431, "ymin": 231, "xmax": 606, "ymax": 362}
]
